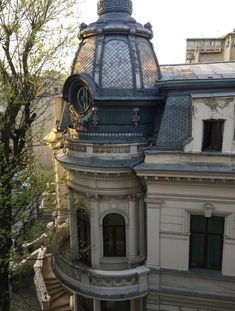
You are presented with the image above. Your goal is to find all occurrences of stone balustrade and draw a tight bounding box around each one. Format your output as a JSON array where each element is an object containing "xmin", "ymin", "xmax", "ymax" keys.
[
  {"xmin": 33, "ymin": 247, "xmax": 50, "ymax": 310},
  {"xmin": 53, "ymin": 254, "xmax": 149, "ymax": 300},
  {"xmin": 66, "ymin": 139, "xmax": 147, "ymax": 157}
]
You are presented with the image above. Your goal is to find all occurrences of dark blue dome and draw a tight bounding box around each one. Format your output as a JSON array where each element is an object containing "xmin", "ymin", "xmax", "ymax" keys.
[{"xmin": 63, "ymin": 0, "xmax": 162, "ymax": 143}]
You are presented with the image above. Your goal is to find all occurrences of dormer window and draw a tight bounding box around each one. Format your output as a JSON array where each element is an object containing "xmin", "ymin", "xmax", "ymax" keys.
[{"xmin": 202, "ymin": 119, "xmax": 224, "ymax": 152}]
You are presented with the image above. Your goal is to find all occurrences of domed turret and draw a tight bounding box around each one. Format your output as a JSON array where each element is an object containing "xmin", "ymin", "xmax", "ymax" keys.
[{"xmin": 63, "ymin": 0, "xmax": 162, "ymax": 142}]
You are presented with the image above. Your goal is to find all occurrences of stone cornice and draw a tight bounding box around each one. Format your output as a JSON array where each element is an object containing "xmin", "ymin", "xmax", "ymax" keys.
[
  {"xmin": 145, "ymin": 176, "xmax": 235, "ymax": 186},
  {"xmin": 68, "ymin": 181, "xmax": 142, "ymax": 198},
  {"xmin": 71, "ymin": 170, "xmax": 134, "ymax": 180}
]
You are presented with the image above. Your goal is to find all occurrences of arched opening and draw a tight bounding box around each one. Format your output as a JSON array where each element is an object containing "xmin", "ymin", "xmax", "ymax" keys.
[{"xmin": 103, "ymin": 213, "xmax": 126, "ymax": 257}]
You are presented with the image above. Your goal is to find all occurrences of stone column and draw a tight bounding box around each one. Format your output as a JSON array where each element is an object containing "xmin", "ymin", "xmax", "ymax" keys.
[
  {"xmin": 74, "ymin": 293, "xmax": 79, "ymax": 311},
  {"xmin": 54, "ymin": 157, "xmax": 69, "ymax": 224},
  {"xmin": 131, "ymin": 298, "xmax": 141, "ymax": 311},
  {"xmin": 128, "ymin": 196, "xmax": 138, "ymax": 261},
  {"xmin": 69, "ymin": 196, "xmax": 79, "ymax": 255},
  {"xmin": 93, "ymin": 299, "xmax": 101, "ymax": 311},
  {"xmin": 145, "ymin": 198, "xmax": 161, "ymax": 268},
  {"xmin": 139, "ymin": 195, "xmax": 145, "ymax": 258},
  {"xmin": 90, "ymin": 196, "xmax": 100, "ymax": 269}
]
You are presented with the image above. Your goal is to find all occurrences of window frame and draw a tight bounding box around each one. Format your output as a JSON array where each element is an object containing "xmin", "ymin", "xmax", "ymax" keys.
[
  {"xmin": 103, "ymin": 213, "xmax": 126, "ymax": 257},
  {"xmin": 202, "ymin": 119, "xmax": 224, "ymax": 152},
  {"xmin": 189, "ymin": 215, "xmax": 224, "ymax": 270}
]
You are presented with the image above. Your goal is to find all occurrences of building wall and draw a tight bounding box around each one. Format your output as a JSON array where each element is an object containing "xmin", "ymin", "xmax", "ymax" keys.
[
  {"xmin": 142, "ymin": 170, "xmax": 235, "ymax": 310},
  {"xmin": 136, "ymin": 92, "xmax": 235, "ymax": 310},
  {"xmin": 186, "ymin": 31, "xmax": 235, "ymax": 63},
  {"xmin": 32, "ymin": 85, "xmax": 63, "ymax": 169},
  {"xmin": 146, "ymin": 183, "xmax": 235, "ymax": 274},
  {"xmin": 184, "ymin": 95, "xmax": 235, "ymax": 153}
]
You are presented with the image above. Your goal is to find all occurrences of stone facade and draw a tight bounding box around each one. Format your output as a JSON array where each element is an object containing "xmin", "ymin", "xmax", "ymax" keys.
[{"xmin": 52, "ymin": 1, "xmax": 235, "ymax": 311}]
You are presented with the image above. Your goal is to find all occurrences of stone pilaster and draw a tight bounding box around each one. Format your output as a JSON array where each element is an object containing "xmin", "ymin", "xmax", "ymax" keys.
[
  {"xmin": 139, "ymin": 195, "xmax": 145, "ymax": 258},
  {"xmin": 128, "ymin": 196, "xmax": 138, "ymax": 261},
  {"xmin": 93, "ymin": 299, "xmax": 101, "ymax": 311},
  {"xmin": 69, "ymin": 198, "xmax": 79, "ymax": 254},
  {"xmin": 90, "ymin": 196, "xmax": 101, "ymax": 269},
  {"xmin": 145, "ymin": 198, "xmax": 162, "ymax": 269}
]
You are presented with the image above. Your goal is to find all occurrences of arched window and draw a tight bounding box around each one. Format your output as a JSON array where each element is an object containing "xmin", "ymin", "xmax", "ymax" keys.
[
  {"xmin": 103, "ymin": 213, "xmax": 126, "ymax": 257},
  {"xmin": 77, "ymin": 209, "xmax": 91, "ymax": 266}
]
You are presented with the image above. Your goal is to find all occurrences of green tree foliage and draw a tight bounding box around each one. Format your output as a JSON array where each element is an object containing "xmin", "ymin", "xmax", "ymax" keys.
[{"xmin": 0, "ymin": 0, "xmax": 79, "ymax": 309}]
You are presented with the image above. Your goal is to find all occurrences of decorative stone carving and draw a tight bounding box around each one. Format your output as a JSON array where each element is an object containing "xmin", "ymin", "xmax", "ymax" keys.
[
  {"xmin": 133, "ymin": 107, "xmax": 141, "ymax": 127},
  {"xmin": 92, "ymin": 107, "xmax": 99, "ymax": 127},
  {"xmin": 72, "ymin": 171, "xmax": 133, "ymax": 180},
  {"xmin": 70, "ymin": 106, "xmax": 99, "ymax": 131},
  {"xmin": 93, "ymin": 145, "xmax": 130, "ymax": 153},
  {"xmin": 97, "ymin": 0, "xmax": 133, "ymax": 16},
  {"xmin": 89, "ymin": 274, "xmax": 137, "ymax": 286},
  {"xmin": 146, "ymin": 176, "xmax": 235, "ymax": 186},
  {"xmin": 68, "ymin": 143, "xmax": 87, "ymax": 152},
  {"xmin": 81, "ymin": 132, "xmax": 143, "ymax": 138},
  {"xmin": 204, "ymin": 202, "xmax": 215, "ymax": 218}
]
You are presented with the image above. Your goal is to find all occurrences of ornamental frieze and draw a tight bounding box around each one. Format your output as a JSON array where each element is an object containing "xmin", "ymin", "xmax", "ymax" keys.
[
  {"xmin": 146, "ymin": 176, "xmax": 235, "ymax": 186},
  {"xmin": 89, "ymin": 273, "xmax": 137, "ymax": 287},
  {"xmin": 71, "ymin": 170, "xmax": 134, "ymax": 180}
]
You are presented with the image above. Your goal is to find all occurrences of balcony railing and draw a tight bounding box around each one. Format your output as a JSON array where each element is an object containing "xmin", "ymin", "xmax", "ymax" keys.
[{"xmin": 53, "ymin": 254, "xmax": 149, "ymax": 300}]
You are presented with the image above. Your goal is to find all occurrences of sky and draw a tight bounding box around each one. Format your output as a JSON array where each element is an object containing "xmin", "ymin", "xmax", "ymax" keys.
[{"xmin": 78, "ymin": 0, "xmax": 235, "ymax": 65}]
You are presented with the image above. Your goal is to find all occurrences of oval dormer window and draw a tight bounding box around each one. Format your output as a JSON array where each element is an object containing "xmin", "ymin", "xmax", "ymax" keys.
[{"xmin": 76, "ymin": 85, "xmax": 92, "ymax": 113}]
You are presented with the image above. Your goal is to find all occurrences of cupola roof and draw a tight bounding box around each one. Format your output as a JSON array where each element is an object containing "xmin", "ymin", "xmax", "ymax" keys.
[
  {"xmin": 62, "ymin": 0, "xmax": 162, "ymax": 143},
  {"xmin": 66, "ymin": 0, "xmax": 161, "ymax": 100},
  {"xmin": 97, "ymin": 0, "xmax": 133, "ymax": 16}
]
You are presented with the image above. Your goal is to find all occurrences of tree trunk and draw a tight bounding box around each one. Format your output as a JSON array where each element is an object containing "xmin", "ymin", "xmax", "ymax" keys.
[
  {"xmin": 0, "ymin": 179, "xmax": 12, "ymax": 311},
  {"xmin": 0, "ymin": 261, "xmax": 10, "ymax": 311}
]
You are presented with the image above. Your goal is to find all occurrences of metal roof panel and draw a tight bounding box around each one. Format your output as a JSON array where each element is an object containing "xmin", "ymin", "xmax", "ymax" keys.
[{"xmin": 160, "ymin": 62, "xmax": 235, "ymax": 81}]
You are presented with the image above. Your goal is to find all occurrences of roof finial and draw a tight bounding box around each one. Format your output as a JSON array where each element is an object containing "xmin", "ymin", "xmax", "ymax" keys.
[{"xmin": 97, "ymin": 0, "xmax": 133, "ymax": 16}]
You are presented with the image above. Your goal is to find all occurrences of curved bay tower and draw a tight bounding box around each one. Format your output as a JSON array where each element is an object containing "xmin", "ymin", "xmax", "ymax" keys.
[{"xmin": 53, "ymin": 0, "xmax": 235, "ymax": 310}]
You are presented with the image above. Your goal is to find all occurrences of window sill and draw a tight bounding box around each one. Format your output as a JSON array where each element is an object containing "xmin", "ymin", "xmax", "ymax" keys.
[
  {"xmin": 189, "ymin": 268, "xmax": 222, "ymax": 277},
  {"xmin": 100, "ymin": 257, "xmax": 128, "ymax": 264}
]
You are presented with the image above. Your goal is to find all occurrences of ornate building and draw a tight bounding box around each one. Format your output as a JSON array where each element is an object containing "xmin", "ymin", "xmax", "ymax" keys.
[{"xmin": 51, "ymin": 1, "xmax": 235, "ymax": 310}]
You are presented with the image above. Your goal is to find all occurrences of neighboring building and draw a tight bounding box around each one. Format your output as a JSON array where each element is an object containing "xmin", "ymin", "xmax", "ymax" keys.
[
  {"xmin": 48, "ymin": 1, "xmax": 235, "ymax": 311},
  {"xmin": 32, "ymin": 83, "xmax": 63, "ymax": 169},
  {"xmin": 186, "ymin": 29, "xmax": 235, "ymax": 63}
]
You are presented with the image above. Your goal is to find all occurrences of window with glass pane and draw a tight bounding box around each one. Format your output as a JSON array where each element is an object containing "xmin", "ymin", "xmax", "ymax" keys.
[
  {"xmin": 190, "ymin": 215, "xmax": 224, "ymax": 270},
  {"xmin": 202, "ymin": 120, "xmax": 224, "ymax": 152},
  {"xmin": 77, "ymin": 295, "xmax": 93, "ymax": 311},
  {"xmin": 103, "ymin": 213, "xmax": 126, "ymax": 257},
  {"xmin": 101, "ymin": 300, "xmax": 130, "ymax": 311}
]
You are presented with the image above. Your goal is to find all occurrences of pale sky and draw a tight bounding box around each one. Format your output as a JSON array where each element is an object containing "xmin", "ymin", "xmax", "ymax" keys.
[{"xmin": 79, "ymin": 0, "xmax": 235, "ymax": 65}]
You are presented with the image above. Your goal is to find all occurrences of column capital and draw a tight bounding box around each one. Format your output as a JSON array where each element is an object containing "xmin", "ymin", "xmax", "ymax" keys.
[{"xmin": 145, "ymin": 196, "xmax": 163, "ymax": 207}]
